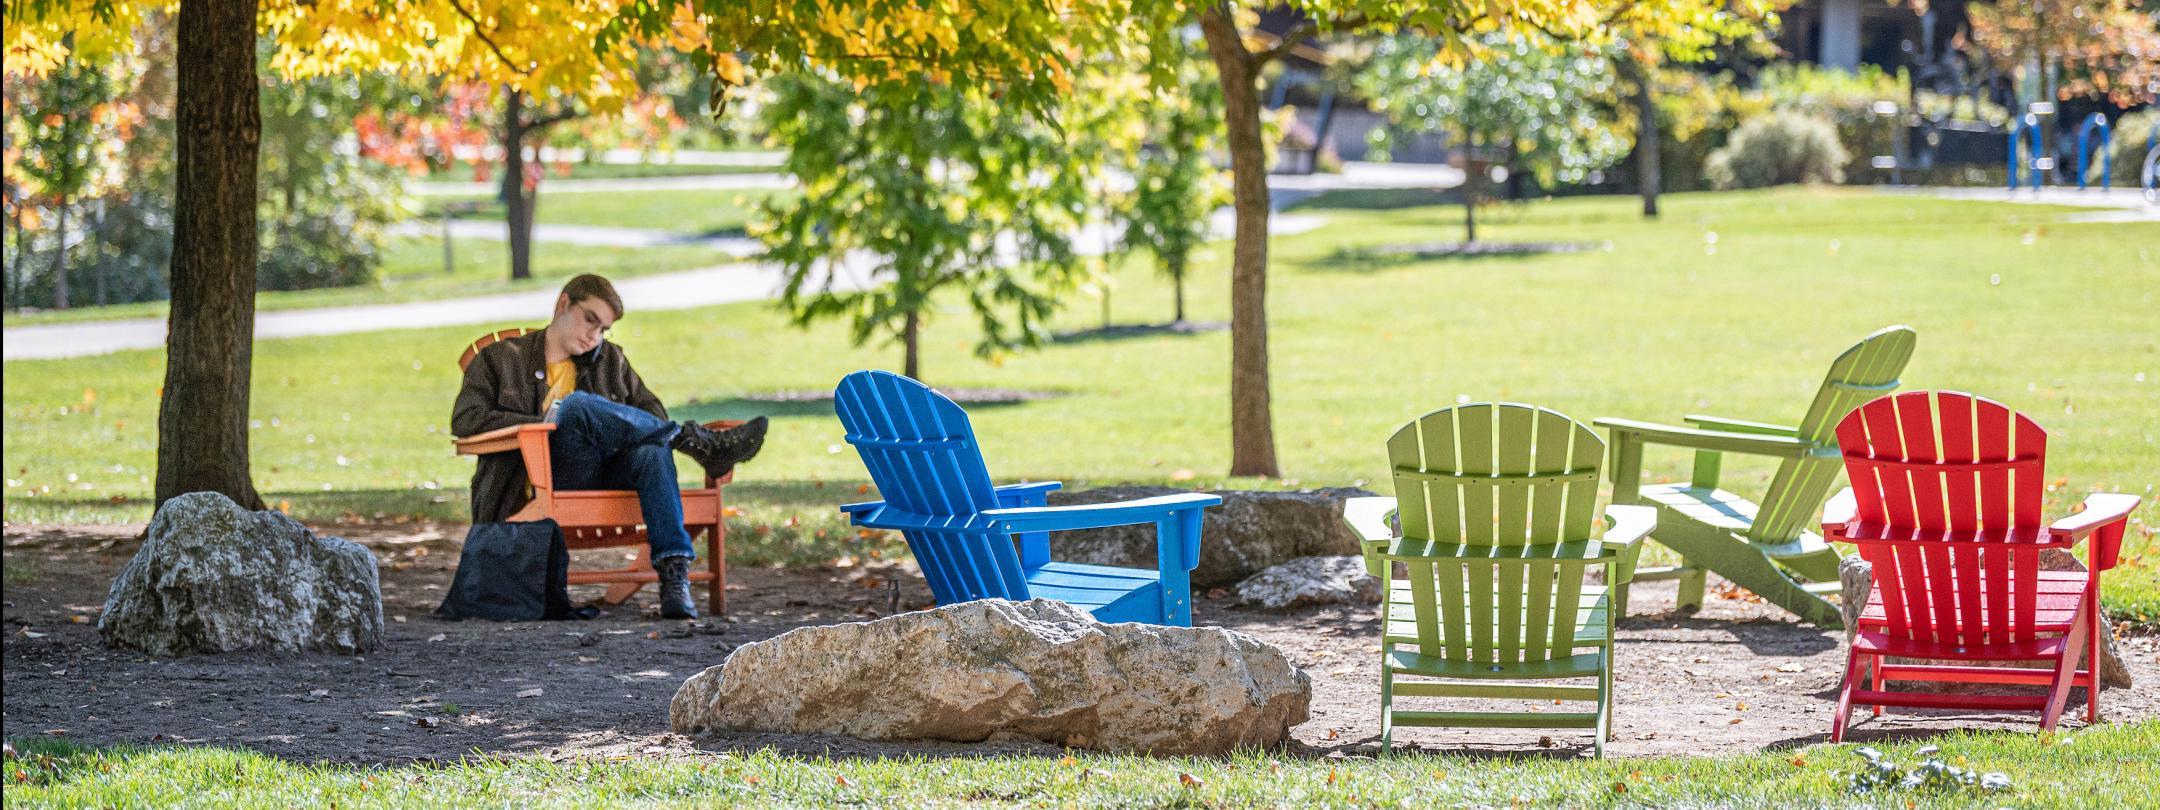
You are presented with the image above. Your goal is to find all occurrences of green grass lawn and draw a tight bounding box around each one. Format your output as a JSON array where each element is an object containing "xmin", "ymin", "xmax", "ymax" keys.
[
  {"xmin": 6, "ymin": 188, "xmax": 2158, "ymax": 615},
  {"xmin": 2, "ymin": 237, "xmax": 737, "ymax": 327},
  {"xmin": 7, "ymin": 721, "xmax": 2156, "ymax": 808},
  {"xmin": 418, "ymin": 187, "xmax": 793, "ymax": 235}
]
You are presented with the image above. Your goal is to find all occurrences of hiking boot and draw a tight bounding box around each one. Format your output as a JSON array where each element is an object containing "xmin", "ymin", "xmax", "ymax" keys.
[
  {"xmin": 671, "ymin": 416, "xmax": 768, "ymax": 480},
  {"xmin": 655, "ymin": 555, "xmax": 698, "ymax": 620}
]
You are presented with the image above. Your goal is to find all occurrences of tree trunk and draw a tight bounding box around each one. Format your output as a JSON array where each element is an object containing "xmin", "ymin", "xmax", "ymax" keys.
[
  {"xmin": 1170, "ymin": 258, "xmax": 1187, "ymax": 324},
  {"xmin": 502, "ymin": 88, "xmax": 534, "ymax": 281},
  {"xmin": 155, "ymin": 0, "xmax": 264, "ymax": 511},
  {"xmin": 1462, "ymin": 129, "xmax": 1479, "ymax": 244},
  {"xmin": 902, "ymin": 310, "xmax": 921, "ymax": 381},
  {"xmin": 1624, "ymin": 56, "xmax": 1662, "ymax": 218},
  {"xmin": 50, "ymin": 198, "xmax": 69, "ymax": 309},
  {"xmin": 1200, "ymin": 3, "xmax": 1279, "ymax": 479}
]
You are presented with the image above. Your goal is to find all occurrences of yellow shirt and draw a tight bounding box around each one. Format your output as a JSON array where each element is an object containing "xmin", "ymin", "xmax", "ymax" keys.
[{"xmin": 544, "ymin": 359, "xmax": 577, "ymax": 413}]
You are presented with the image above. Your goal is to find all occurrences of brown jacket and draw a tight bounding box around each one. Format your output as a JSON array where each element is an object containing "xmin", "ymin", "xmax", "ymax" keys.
[{"xmin": 452, "ymin": 328, "xmax": 667, "ymax": 523}]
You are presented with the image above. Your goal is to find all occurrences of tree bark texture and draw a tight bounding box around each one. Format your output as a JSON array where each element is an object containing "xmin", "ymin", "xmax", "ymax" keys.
[
  {"xmin": 1462, "ymin": 129, "xmax": 1479, "ymax": 244},
  {"xmin": 502, "ymin": 89, "xmax": 535, "ymax": 281},
  {"xmin": 155, "ymin": 0, "xmax": 265, "ymax": 510},
  {"xmin": 1200, "ymin": 3, "xmax": 1280, "ymax": 478},
  {"xmin": 902, "ymin": 310, "xmax": 921, "ymax": 382},
  {"xmin": 1625, "ymin": 56, "xmax": 1662, "ymax": 218}
]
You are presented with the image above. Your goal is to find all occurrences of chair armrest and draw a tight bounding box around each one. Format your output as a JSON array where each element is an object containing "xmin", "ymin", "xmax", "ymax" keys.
[
  {"xmin": 982, "ymin": 493, "xmax": 1222, "ymax": 533},
  {"xmin": 2050, "ymin": 493, "xmax": 2142, "ymax": 571},
  {"xmin": 1344, "ymin": 497, "xmax": 1399, "ymax": 578},
  {"xmin": 994, "ymin": 481, "xmax": 1064, "ymax": 507},
  {"xmin": 1599, "ymin": 504, "xmax": 1655, "ymax": 585},
  {"xmin": 454, "ymin": 422, "xmax": 555, "ymax": 456},
  {"xmin": 839, "ymin": 481, "xmax": 1066, "ymax": 516},
  {"xmin": 1682, "ymin": 415, "xmax": 1799, "ymax": 436},
  {"xmin": 1343, "ymin": 497, "xmax": 1399, "ymax": 544},
  {"xmin": 1820, "ymin": 487, "xmax": 1858, "ymax": 535},
  {"xmin": 1594, "ymin": 417, "xmax": 1830, "ymax": 459}
]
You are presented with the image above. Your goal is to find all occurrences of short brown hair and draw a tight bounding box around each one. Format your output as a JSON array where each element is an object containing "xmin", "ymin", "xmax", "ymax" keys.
[{"xmin": 561, "ymin": 274, "xmax": 624, "ymax": 320}]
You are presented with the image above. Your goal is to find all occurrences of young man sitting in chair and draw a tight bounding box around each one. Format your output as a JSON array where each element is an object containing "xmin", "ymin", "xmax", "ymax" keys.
[{"xmin": 452, "ymin": 274, "xmax": 767, "ymax": 619}]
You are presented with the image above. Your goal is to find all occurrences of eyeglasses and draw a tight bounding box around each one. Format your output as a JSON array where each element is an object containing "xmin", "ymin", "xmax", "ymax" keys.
[{"xmin": 576, "ymin": 303, "xmax": 613, "ymax": 338}]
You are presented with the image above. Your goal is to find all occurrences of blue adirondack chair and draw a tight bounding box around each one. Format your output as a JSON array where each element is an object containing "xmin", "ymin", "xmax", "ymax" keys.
[{"xmin": 833, "ymin": 370, "xmax": 1222, "ymax": 625}]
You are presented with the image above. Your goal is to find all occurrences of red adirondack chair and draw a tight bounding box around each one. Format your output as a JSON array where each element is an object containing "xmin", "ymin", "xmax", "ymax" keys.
[
  {"xmin": 1823, "ymin": 391, "xmax": 2139, "ymax": 739},
  {"xmin": 452, "ymin": 328, "xmax": 738, "ymax": 615}
]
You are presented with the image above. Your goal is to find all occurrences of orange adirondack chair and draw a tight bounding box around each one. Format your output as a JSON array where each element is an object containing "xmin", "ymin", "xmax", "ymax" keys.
[
  {"xmin": 1824, "ymin": 391, "xmax": 2139, "ymax": 739},
  {"xmin": 452, "ymin": 328, "xmax": 736, "ymax": 615}
]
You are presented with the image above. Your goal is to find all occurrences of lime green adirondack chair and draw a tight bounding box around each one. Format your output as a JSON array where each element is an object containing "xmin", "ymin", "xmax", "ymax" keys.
[
  {"xmin": 1594, "ymin": 325, "xmax": 1917, "ymax": 627},
  {"xmin": 1344, "ymin": 403, "xmax": 1654, "ymax": 756}
]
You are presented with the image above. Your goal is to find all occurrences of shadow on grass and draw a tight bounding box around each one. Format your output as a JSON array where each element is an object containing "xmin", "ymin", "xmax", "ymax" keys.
[
  {"xmin": 676, "ymin": 396, "xmax": 837, "ymax": 422},
  {"xmin": 1284, "ymin": 187, "xmax": 1459, "ymax": 210},
  {"xmin": 1053, "ymin": 320, "xmax": 1228, "ymax": 345},
  {"xmin": 1307, "ymin": 241, "xmax": 1597, "ymax": 274}
]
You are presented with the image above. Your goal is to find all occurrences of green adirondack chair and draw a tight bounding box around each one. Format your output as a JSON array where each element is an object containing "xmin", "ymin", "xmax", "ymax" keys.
[
  {"xmin": 1344, "ymin": 403, "xmax": 1654, "ymax": 756},
  {"xmin": 1593, "ymin": 325, "xmax": 1917, "ymax": 627}
]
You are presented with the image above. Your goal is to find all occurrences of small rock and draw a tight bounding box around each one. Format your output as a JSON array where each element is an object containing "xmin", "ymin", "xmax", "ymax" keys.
[
  {"xmin": 99, "ymin": 492, "xmax": 382, "ymax": 657},
  {"xmin": 1047, "ymin": 487, "xmax": 1380, "ymax": 587},
  {"xmin": 1234, "ymin": 556, "xmax": 1382, "ymax": 610}
]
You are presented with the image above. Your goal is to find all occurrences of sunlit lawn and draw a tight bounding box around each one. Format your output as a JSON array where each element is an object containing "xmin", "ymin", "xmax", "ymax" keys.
[
  {"xmin": 6, "ymin": 721, "xmax": 2157, "ymax": 808},
  {"xmin": 5, "ymin": 188, "xmax": 2158, "ymax": 615}
]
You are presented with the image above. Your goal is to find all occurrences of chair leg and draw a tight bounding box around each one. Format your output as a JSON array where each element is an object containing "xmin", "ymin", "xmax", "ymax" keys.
[
  {"xmin": 2043, "ymin": 603, "xmax": 2094, "ymax": 731},
  {"xmin": 1595, "ymin": 648, "xmax": 1612, "ymax": 759},
  {"xmin": 706, "ymin": 519, "xmax": 727, "ymax": 617},
  {"xmin": 2086, "ymin": 599, "xmax": 2103, "ymax": 723},
  {"xmin": 1871, "ymin": 656, "xmax": 1884, "ymax": 716},
  {"xmin": 602, "ymin": 545, "xmax": 652, "ymax": 606},
  {"xmin": 1657, "ymin": 529, "xmax": 1841, "ymax": 627},
  {"xmin": 1379, "ymin": 664, "xmax": 1395, "ymax": 755},
  {"xmin": 1832, "ymin": 653, "xmax": 1862, "ymax": 742},
  {"xmin": 1676, "ymin": 560, "xmax": 1706, "ymax": 613}
]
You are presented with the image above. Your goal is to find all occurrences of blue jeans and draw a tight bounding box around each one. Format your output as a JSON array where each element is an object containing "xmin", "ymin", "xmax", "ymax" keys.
[{"xmin": 549, "ymin": 392, "xmax": 695, "ymax": 561}]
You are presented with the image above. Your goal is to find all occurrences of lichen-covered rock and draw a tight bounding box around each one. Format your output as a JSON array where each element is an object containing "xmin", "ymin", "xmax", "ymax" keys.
[
  {"xmin": 100, "ymin": 492, "xmax": 383, "ymax": 656},
  {"xmin": 670, "ymin": 599, "xmax": 1309, "ymax": 755},
  {"xmin": 1837, "ymin": 550, "xmax": 2129, "ymax": 689},
  {"xmin": 1046, "ymin": 486, "xmax": 1378, "ymax": 587},
  {"xmin": 1235, "ymin": 555, "xmax": 1382, "ymax": 609}
]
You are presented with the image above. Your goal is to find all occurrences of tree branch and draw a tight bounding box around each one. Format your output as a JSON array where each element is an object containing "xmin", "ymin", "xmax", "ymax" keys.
[
  {"xmin": 525, "ymin": 108, "xmax": 583, "ymax": 132},
  {"xmin": 446, "ymin": 0, "xmax": 531, "ymax": 76},
  {"xmin": 1253, "ymin": 13, "xmax": 1369, "ymax": 67}
]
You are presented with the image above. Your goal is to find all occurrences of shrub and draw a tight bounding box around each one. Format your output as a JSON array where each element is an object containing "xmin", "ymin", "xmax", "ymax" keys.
[
  {"xmin": 1704, "ymin": 111, "xmax": 1850, "ymax": 189},
  {"xmin": 2088, "ymin": 108, "xmax": 2160, "ymax": 187}
]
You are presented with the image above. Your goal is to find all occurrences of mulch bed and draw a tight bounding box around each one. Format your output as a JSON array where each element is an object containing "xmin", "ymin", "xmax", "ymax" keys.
[{"xmin": 5, "ymin": 523, "xmax": 2154, "ymax": 764}]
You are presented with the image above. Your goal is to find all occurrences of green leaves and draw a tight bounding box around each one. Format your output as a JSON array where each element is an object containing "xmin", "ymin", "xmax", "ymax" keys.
[{"xmin": 1350, "ymin": 30, "xmax": 1627, "ymax": 188}]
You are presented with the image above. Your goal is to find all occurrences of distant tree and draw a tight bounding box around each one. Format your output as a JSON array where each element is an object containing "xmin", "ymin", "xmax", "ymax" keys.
[
  {"xmin": 1352, "ymin": 31, "xmax": 1628, "ymax": 243},
  {"xmin": 1121, "ymin": 45, "xmax": 1229, "ymax": 326},
  {"xmin": 6, "ymin": 51, "xmax": 120, "ymax": 309},
  {"xmin": 1964, "ymin": 0, "xmax": 2160, "ymax": 108},
  {"xmin": 757, "ymin": 71, "xmax": 1135, "ymax": 381}
]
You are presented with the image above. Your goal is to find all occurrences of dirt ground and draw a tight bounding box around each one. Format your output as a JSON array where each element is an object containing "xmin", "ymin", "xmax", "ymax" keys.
[{"xmin": 5, "ymin": 522, "xmax": 2156, "ymax": 764}]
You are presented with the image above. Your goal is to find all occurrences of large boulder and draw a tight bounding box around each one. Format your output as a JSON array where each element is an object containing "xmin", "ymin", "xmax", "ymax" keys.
[
  {"xmin": 1046, "ymin": 486, "xmax": 1378, "ymax": 588},
  {"xmin": 101, "ymin": 492, "xmax": 384, "ymax": 657},
  {"xmin": 670, "ymin": 599, "xmax": 1310, "ymax": 754},
  {"xmin": 1236, "ymin": 555, "xmax": 1383, "ymax": 610},
  {"xmin": 1837, "ymin": 551, "xmax": 2130, "ymax": 689}
]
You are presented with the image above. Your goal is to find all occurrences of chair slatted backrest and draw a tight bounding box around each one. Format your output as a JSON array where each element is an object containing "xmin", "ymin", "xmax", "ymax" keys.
[
  {"xmin": 458, "ymin": 328, "xmax": 533, "ymax": 373},
  {"xmin": 1748, "ymin": 325, "xmax": 1918, "ymax": 545},
  {"xmin": 1835, "ymin": 391, "xmax": 2054, "ymax": 647},
  {"xmin": 833, "ymin": 370, "xmax": 1025, "ymax": 604},
  {"xmin": 1386, "ymin": 403, "xmax": 1605, "ymax": 664}
]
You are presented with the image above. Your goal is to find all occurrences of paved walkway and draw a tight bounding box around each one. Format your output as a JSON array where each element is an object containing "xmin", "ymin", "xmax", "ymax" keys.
[
  {"xmin": 3, "ymin": 213, "xmax": 1326, "ymax": 360},
  {"xmin": 1906, "ymin": 185, "xmax": 2159, "ymax": 222}
]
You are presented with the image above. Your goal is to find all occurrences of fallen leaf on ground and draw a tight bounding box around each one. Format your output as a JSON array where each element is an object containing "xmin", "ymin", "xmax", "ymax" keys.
[
  {"xmin": 1178, "ymin": 772, "xmax": 1203, "ymax": 788},
  {"xmin": 392, "ymin": 615, "xmax": 408, "ymax": 624},
  {"xmin": 517, "ymin": 688, "xmax": 544, "ymax": 699},
  {"xmin": 1776, "ymin": 663, "xmax": 1805, "ymax": 672},
  {"xmin": 427, "ymin": 633, "xmax": 446, "ymax": 643}
]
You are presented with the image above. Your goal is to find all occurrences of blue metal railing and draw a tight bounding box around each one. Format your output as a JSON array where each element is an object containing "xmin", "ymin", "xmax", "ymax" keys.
[{"xmin": 2075, "ymin": 113, "xmax": 2111, "ymax": 191}]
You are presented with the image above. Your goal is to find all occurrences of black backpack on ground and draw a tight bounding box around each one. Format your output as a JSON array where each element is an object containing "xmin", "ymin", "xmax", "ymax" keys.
[{"xmin": 435, "ymin": 519, "xmax": 577, "ymax": 621}]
